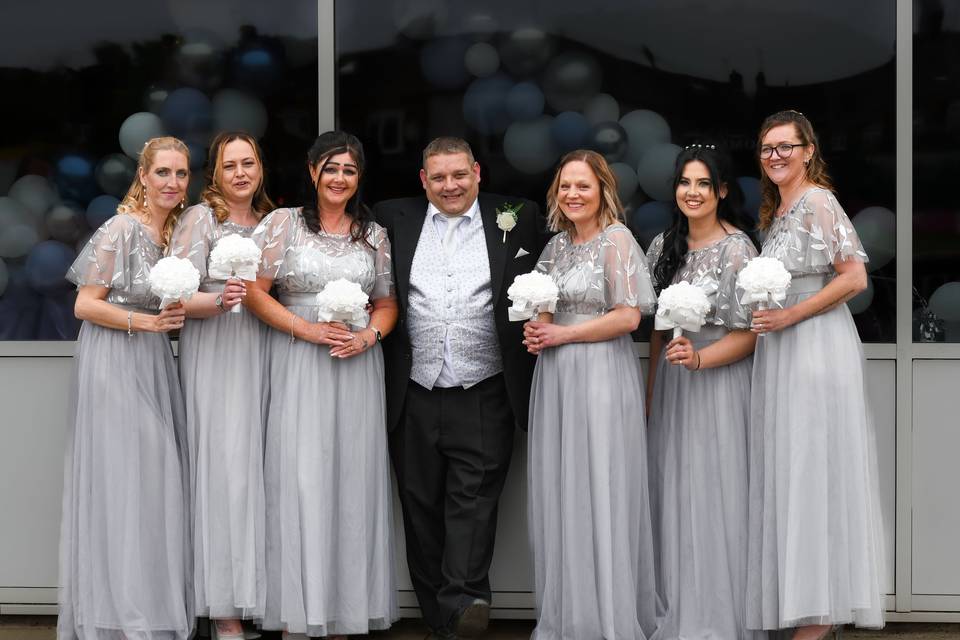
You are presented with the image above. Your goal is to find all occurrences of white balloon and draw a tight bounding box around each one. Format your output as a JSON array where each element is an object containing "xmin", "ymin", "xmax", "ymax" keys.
[
  {"xmin": 0, "ymin": 257, "xmax": 7, "ymax": 296},
  {"xmin": 119, "ymin": 112, "xmax": 166, "ymax": 159},
  {"xmin": 465, "ymin": 42, "xmax": 499, "ymax": 77},
  {"xmin": 852, "ymin": 206, "xmax": 895, "ymax": 272},
  {"xmin": 929, "ymin": 282, "xmax": 960, "ymax": 322},
  {"xmin": 846, "ymin": 277, "xmax": 874, "ymax": 315},
  {"xmin": 620, "ymin": 109, "xmax": 671, "ymax": 168},
  {"xmin": 46, "ymin": 204, "xmax": 86, "ymax": 244},
  {"xmin": 584, "ymin": 93, "xmax": 619, "ymax": 125},
  {"xmin": 503, "ymin": 116, "xmax": 559, "ymax": 175},
  {"xmin": 0, "ymin": 196, "xmax": 34, "ymax": 229},
  {"xmin": 610, "ymin": 162, "xmax": 639, "ymax": 204},
  {"xmin": 637, "ymin": 143, "xmax": 682, "ymax": 202},
  {"xmin": 9, "ymin": 174, "xmax": 58, "ymax": 221},
  {"xmin": 0, "ymin": 224, "xmax": 40, "ymax": 259},
  {"xmin": 213, "ymin": 89, "xmax": 268, "ymax": 138}
]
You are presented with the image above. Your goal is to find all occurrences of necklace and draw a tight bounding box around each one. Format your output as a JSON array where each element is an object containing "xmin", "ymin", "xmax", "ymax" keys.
[{"xmin": 319, "ymin": 214, "xmax": 350, "ymax": 235}]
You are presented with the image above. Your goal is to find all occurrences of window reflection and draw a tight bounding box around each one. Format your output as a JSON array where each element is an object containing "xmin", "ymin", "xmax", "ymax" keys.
[
  {"xmin": 0, "ymin": 1, "xmax": 318, "ymax": 339},
  {"xmin": 914, "ymin": 0, "xmax": 960, "ymax": 342},
  {"xmin": 336, "ymin": 0, "xmax": 896, "ymax": 341}
]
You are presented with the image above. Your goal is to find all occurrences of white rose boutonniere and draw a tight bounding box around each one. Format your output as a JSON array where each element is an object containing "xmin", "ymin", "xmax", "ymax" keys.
[{"xmin": 495, "ymin": 202, "xmax": 523, "ymax": 242}]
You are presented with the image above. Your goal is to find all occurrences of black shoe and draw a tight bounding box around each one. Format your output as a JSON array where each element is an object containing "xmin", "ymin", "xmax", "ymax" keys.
[{"xmin": 454, "ymin": 599, "xmax": 489, "ymax": 638}]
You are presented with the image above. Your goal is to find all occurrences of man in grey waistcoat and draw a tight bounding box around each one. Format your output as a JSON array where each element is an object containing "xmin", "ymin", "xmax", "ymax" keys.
[{"xmin": 374, "ymin": 137, "xmax": 545, "ymax": 639}]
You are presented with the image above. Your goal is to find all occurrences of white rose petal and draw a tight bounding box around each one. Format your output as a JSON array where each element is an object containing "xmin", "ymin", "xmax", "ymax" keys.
[{"xmin": 149, "ymin": 256, "xmax": 201, "ymax": 308}]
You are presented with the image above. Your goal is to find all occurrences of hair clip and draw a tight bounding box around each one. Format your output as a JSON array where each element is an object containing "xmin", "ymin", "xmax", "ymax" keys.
[{"xmin": 684, "ymin": 143, "xmax": 716, "ymax": 150}]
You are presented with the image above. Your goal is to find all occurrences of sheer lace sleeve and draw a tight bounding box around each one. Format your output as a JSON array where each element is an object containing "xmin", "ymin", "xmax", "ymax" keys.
[
  {"xmin": 369, "ymin": 223, "xmax": 395, "ymax": 300},
  {"xmin": 252, "ymin": 208, "xmax": 299, "ymax": 281},
  {"xmin": 714, "ymin": 234, "xmax": 758, "ymax": 329},
  {"xmin": 797, "ymin": 189, "xmax": 869, "ymax": 267},
  {"xmin": 168, "ymin": 204, "xmax": 216, "ymax": 279},
  {"xmin": 601, "ymin": 224, "xmax": 656, "ymax": 315},
  {"xmin": 535, "ymin": 233, "xmax": 561, "ymax": 275},
  {"xmin": 67, "ymin": 214, "xmax": 139, "ymax": 290},
  {"xmin": 645, "ymin": 232, "xmax": 666, "ymax": 288}
]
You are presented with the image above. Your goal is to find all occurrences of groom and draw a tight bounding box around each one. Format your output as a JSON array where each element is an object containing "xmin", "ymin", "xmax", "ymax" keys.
[{"xmin": 374, "ymin": 137, "xmax": 544, "ymax": 638}]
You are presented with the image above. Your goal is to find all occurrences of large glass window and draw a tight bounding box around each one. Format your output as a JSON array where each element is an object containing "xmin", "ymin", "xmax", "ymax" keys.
[
  {"xmin": 0, "ymin": 1, "xmax": 318, "ymax": 339},
  {"xmin": 336, "ymin": 0, "xmax": 897, "ymax": 342},
  {"xmin": 914, "ymin": 0, "xmax": 960, "ymax": 342}
]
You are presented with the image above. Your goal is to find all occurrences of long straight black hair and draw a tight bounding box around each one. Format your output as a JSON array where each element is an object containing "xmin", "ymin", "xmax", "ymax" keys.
[
  {"xmin": 301, "ymin": 130, "xmax": 375, "ymax": 248},
  {"xmin": 653, "ymin": 145, "xmax": 760, "ymax": 291}
]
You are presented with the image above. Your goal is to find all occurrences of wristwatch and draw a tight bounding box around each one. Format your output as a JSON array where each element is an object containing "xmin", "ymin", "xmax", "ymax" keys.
[
  {"xmin": 215, "ymin": 294, "xmax": 226, "ymax": 312},
  {"xmin": 370, "ymin": 325, "xmax": 382, "ymax": 342}
]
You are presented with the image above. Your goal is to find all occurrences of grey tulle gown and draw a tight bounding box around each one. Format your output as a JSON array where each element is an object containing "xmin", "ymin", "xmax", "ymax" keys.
[
  {"xmin": 528, "ymin": 223, "xmax": 659, "ymax": 640},
  {"xmin": 645, "ymin": 231, "xmax": 766, "ymax": 640},
  {"xmin": 168, "ymin": 204, "xmax": 266, "ymax": 620},
  {"xmin": 59, "ymin": 213, "xmax": 192, "ymax": 640},
  {"xmin": 251, "ymin": 208, "xmax": 398, "ymax": 636},
  {"xmin": 746, "ymin": 188, "xmax": 886, "ymax": 630}
]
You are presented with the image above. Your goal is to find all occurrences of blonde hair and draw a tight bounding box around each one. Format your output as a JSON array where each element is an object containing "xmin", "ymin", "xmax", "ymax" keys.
[
  {"xmin": 546, "ymin": 150, "xmax": 624, "ymax": 234},
  {"xmin": 200, "ymin": 131, "xmax": 275, "ymax": 224},
  {"xmin": 757, "ymin": 110, "xmax": 834, "ymax": 230},
  {"xmin": 118, "ymin": 136, "xmax": 191, "ymax": 248}
]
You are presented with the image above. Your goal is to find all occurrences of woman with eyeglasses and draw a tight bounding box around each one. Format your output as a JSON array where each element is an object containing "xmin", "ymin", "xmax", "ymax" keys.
[{"xmin": 745, "ymin": 111, "xmax": 885, "ymax": 640}]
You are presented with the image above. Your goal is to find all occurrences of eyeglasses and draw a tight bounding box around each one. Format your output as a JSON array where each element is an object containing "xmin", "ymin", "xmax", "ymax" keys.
[{"xmin": 758, "ymin": 143, "xmax": 807, "ymax": 159}]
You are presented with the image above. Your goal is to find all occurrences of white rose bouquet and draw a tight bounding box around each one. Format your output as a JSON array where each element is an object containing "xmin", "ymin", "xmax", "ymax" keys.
[
  {"xmin": 507, "ymin": 271, "xmax": 559, "ymax": 321},
  {"xmin": 208, "ymin": 234, "xmax": 262, "ymax": 313},
  {"xmin": 315, "ymin": 278, "xmax": 369, "ymax": 326},
  {"xmin": 655, "ymin": 281, "xmax": 711, "ymax": 338},
  {"xmin": 149, "ymin": 256, "xmax": 201, "ymax": 309},
  {"xmin": 737, "ymin": 256, "xmax": 792, "ymax": 309}
]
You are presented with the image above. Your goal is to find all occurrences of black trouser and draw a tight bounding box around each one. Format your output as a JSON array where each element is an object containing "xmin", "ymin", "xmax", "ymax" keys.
[{"xmin": 389, "ymin": 373, "xmax": 515, "ymax": 632}]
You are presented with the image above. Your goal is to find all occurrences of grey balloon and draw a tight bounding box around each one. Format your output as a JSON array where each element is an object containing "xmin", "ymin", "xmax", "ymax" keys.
[
  {"xmin": 620, "ymin": 109, "xmax": 671, "ymax": 169},
  {"xmin": 213, "ymin": 89, "xmax": 268, "ymax": 138},
  {"xmin": 46, "ymin": 204, "xmax": 87, "ymax": 244},
  {"xmin": 499, "ymin": 28, "xmax": 553, "ymax": 77},
  {"xmin": 584, "ymin": 93, "xmax": 620, "ymax": 125},
  {"xmin": 589, "ymin": 121, "xmax": 629, "ymax": 162},
  {"xmin": 9, "ymin": 175, "xmax": 58, "ymax": 221},
  {"xmin": 637, "ymin": 143, "xmax": 682, "ymax": 202},
  {"xmin": 543, "ymin": 52, "xmax": 602, "ymax": 112},
  {"xmin": 0, "ymin": 258, "xmax": 7, "ymax": 296},
  {"xmin": 95, "ymin": 154, "xmax": 137, "ymax": 198},
  {"xmin": 503, "ymin": 116, "xmax": 560, "ymax": 175},
  {"xmin": 119, "ymin": 112, "xmax": 166, "ymax": 160},
  {"xmin": 610, "ymin": 162, "xmax": 640, "ymax": 204},
  {"xmin": 465, "ymin": 42, "xmax": 500, "ymax": 78}
]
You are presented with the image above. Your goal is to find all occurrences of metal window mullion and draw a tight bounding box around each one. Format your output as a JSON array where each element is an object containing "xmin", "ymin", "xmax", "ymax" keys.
[{"xmin": 318, "ymin": 0, "xmax": 336, "ymax": 132}]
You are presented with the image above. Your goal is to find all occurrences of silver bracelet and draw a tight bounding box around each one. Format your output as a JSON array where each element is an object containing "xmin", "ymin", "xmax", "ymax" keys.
[{"xmin": 127, "ymin": 310, "xmax": 133, "ymax": 337}]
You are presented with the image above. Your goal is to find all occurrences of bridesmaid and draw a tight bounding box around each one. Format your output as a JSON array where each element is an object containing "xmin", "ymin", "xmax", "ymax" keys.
[
  {"xmin": 246, "ymin": 131, "xmax": 399, "ymax": 639},
  {"xmin": 645, "ymin": 145, "xmax": 763, "ymax": 640},
  {"xmin": 168, "ymin": 132, "xmax": 276, "ymax": 639},
  {"xmin": 59, "ymin": 136, "xmax": 192, "ymax": 639},
  {"xmin": 524, "ymin": 150, "xmax": 658, "ymax": 640},
  {"xmin": 746, "ymin": 110, "xmax": 885, "ymax": 639}
]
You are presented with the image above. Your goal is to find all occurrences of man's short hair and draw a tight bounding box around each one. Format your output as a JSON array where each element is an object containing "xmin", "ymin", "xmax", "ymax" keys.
[{"xmin": 422, "ymin": 137, "xmax": 476, "ymax": 167}]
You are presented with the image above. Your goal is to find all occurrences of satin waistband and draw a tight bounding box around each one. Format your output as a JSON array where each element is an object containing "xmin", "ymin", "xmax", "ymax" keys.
[
  {"xmin": 788, "ymin": 273, "xmax": 830, "ymax": 296},
  {"xmin": 279, "ymin": 292, "xmax": 321, "ymax": 306}
]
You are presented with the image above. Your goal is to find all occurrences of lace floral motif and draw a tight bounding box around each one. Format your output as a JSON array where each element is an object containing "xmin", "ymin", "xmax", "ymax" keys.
[
  {"xmin": 535, "ymin": 223, "xmax": 656, "ymax": 316},
  {"xmin": 67, "ymin": 213, "xmax": 163, "ymax": 309},
  {"xmin": 761, "ymin": 187, "xmax": 868, "ymax": 274},
  {"xmin": 646, "ymin": 231, "xmax": 758, "ymax": 329},
  {"xmin": 252, "ymin": 208, "xmax": 394, "ymax": 300},
  {"xmin": 168, "ymin": 204, "xmax": 258, "ymax": 287}
]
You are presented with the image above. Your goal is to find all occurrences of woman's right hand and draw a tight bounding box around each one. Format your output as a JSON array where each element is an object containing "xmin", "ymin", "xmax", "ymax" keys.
[
  {"xmin": 303, "ymin": 321, "xmax": 354, "ymax": 346},
  {"xmin": 151, "ymin": 303, "xmax": 186, "ymax": 333}
]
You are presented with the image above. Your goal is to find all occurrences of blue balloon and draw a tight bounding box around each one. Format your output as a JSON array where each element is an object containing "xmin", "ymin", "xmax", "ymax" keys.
[
  {"xmin": 420, "ymin": 38, "xmax": 470, "ymax": 89},
  {"xmin": 55, "ymin": 154, "xmax": 98, "ymax": 205},
  {"xmin": 161, "ymin": 87, "xmax": 213, "ymax": 138},
  {"xmin": 236, "ymin": 47, "xmax": 282, "ymax": 95},
  {"xmin": 550, "ymin": 111, "xmax": 590, "ymax": 152},
  {"xmin": 241, "ymin": 49, "xmax": 272, "ymax": 68},
  {"xmin": 738, "ymin": 176, "xmax": 761, "ymax": 221},
  {"xmin": 86, "ymin": 195, "xmax": 120, "ymax": 229},
  {"xmin": 506, "ymin": 82, "xmax": 545, "ymax": 122},
  {"xmin": 462, "ymin": 74, "xmax": 513, "ymax": 135},
  {"xmin": 25, "ymin": 240, "xmax": 76, "ymax": 294},
  {"xmin": 186, "ymin": 141, "xmax": 207, "ymax": 171},
  {"xmin": 629, "ymin": 200, "xmax": 674, "ymax": 248}
]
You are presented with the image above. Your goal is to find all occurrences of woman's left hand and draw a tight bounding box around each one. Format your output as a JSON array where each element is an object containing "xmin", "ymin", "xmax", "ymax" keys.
[
  {"xmin": 665, "ymin": 335, "xmax": 699, "ymax": 371},
  {"xmin": 751, "ymin": 307, "xmax": 797, "ymax": 334},
  {"xmin": 523, "ymin": 320, "xmax": 568, "ymax": 355},
  {"xmin": 329, "ymin": 328, "xmax": 375, "ymax": 359}
]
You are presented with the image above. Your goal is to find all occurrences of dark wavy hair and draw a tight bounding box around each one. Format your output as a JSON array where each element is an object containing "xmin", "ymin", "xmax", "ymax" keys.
[
  {"xmin": 653, "ymin": 145, "xmax": 760, "ymax": 292},
  {"xmin": 301, "ymin": 131, "xmax": 374, "ymax": 247}
]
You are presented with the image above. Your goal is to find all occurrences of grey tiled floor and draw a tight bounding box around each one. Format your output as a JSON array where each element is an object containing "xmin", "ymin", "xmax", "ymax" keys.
[{"xmin": 1, "ymin": 618, "xmax": 957, "ymax": 639}]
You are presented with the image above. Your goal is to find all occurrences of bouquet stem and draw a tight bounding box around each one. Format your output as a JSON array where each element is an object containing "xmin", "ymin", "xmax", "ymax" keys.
[{"xmin": 672, "ymin": 327, "xmax": 682, "ymax": 339}]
